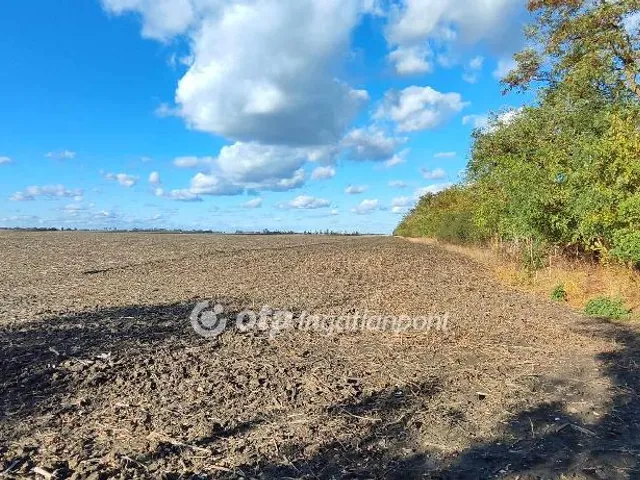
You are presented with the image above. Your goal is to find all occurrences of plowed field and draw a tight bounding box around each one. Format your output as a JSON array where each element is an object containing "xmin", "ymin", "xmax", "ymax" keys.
[{"xmin": 1, "ymin": 232, "xmax": 638, "ymax": 479}]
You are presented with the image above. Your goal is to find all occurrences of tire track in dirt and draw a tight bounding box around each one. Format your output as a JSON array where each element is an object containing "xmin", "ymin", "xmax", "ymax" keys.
[{"xmin": 81, "ymin": 239, "xmax": 354, "ymax": 276}]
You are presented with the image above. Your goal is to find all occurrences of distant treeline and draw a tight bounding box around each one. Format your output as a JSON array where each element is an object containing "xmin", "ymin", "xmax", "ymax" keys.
[
  {"xmin": 238, "ymin": 229, "xmax": 366, "ymax": 236},
  {"xmin": 395, "ymin": 1, "xmax": 640, "ymax": 268},
  {"xmin": 0, "ymin": 227, "xmax": 368, "ymax": 236}
]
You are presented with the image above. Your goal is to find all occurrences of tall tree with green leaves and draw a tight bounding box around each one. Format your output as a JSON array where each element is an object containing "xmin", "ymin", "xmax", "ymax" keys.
[{"xmin": 503, "ymin": 0, "xmax": 640, "ymax": 102}]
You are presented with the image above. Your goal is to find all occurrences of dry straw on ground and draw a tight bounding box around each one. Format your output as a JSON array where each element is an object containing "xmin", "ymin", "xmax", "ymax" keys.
[{"xmin": 407, "ymin": 237, "xmax": 640, "ymax": 318}]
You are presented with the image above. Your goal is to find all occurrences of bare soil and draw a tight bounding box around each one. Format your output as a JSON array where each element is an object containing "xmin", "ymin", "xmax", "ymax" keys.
[{"xmin": 1, "ymin": 232, "xmax": 639, "ymax": 479}]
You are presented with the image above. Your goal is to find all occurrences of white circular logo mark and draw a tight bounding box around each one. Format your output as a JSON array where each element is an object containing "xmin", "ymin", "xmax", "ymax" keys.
[{"xmin": 190, "ymin": 301, "xmax": 228, "ymax": 337}]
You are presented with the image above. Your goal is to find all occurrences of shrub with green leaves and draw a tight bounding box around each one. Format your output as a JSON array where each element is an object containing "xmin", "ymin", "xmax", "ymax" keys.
[
  {"xmin": 584, "ymin": 296, "xmax": 630, "ymax": 320},
  {"xmin": 610, "ymin": 230, "xmax": 640, "ymax": 267},
  {"xmin": 394, "ymin": 186, "xmax": 489, "ymax": 244},
  {"xmin": 551, "ymin": 284, "xmax": 567, "ymax": 302}
]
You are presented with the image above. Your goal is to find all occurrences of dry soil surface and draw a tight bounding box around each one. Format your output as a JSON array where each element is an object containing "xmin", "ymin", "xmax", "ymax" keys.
[{"xmin": 1, "ymin": 232, "xmax": 639, "ymax": 479}]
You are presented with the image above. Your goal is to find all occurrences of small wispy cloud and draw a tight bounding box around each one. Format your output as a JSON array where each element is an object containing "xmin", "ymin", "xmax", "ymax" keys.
[
  {"xmin": 155, "ymin": 102, "xmax": 179, "ymax": 118},
  {"xmin": 384, "ymin": 148, "xmax": 410, "ymax": 168},
  {"xmin": 414, "ymin": 183, "xmax": 453, "ymax": 198},
  {"xmin": 10, "ymin": 184, "xmax": 83, "ymax": 201},
  {"xmin": 352, "ymin": 199, "xmax": 380, "ymax": 215},
  {"xmin": 420, "ymin": 167, "xmax": 447, "ymax": 180},
  {"xmin": 148, "ymin": 171, "xmax": 161, "ymax": 186},
  {"xmin": 311, "ymin": 165, "xmax": 336, "ymax": 180},
  {"xmin": 153, "ymin": 187, "xmax": 203, "ymax": 202},
  {"xmin": 62, "ymin": 203, "xmax": 89, "ymax": 216},
  {"xmin": 388, "ymin": 180, "xmax": 407, "ymax": 188},
  {"xmin": 462, "ymin": 114, "xmax": 489, "ymax": 129},
  {"xmin": 493, "ymin": 57, "xmax": 517, "ymax": 80},
  {"xmin": 391, "ymin": 197, "xmax": 412, "ymax": 214},
  {"xmin": 103, "ymin": 172, "xmax": 138, "ymax": 188},
  {"xmin": 392, "ymin": 196, "xmax": 411, "ymax": 207},
  {"xmin": 243, "ymin": 197, "xmax": 263, "ymax": 208},
  {"xmin": 283, "ymin": 195, "xmax": 331, "ymax": 209},
  {"xmin": 462, "ymin": 55, "xmax": 484, "ymax": 84},
  {"xmin": 345, "ymin": 185, "xmax": 368, "ymax": 195},
  {"xmin": 173, "ymin": 156, "xmax": 215, "ymax": 169},
  {"xmin": 45, "ymin": 150, "xmax": 76, "ymax": 160}
]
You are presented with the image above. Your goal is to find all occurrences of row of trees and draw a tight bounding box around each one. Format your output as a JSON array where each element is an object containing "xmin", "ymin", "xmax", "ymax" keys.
[{"xmin": 396, "ymin": 0, "xmax": 640, "ymax": 267}]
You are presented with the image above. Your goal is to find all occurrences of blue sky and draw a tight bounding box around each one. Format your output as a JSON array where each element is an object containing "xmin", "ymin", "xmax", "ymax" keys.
[{"xmin": 0, "ymin": 0, "xmax": 533, "ymax": 233}]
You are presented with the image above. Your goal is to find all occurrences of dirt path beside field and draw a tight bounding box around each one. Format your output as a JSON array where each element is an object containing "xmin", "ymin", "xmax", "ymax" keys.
[{"xmin": 1, "ymin": 232, "xmax": 639, "ymax": 479}]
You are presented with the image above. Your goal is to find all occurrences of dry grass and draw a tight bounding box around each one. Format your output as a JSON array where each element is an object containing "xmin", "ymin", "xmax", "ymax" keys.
[{"xmin": 406, "ymin": 237, "xmax": 640, "ymax": 320}]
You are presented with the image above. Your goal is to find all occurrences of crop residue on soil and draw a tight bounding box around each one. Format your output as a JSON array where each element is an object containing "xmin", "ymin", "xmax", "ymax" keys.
[{"xmin": 1, "ymin": 232, "xmax": 639, "ymax": 479}]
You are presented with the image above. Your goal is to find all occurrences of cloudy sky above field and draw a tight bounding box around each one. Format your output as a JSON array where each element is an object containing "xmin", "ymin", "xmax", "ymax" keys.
[{"xmin": 0, "ymin": 0, "xmax": 532, "ymax": 233}]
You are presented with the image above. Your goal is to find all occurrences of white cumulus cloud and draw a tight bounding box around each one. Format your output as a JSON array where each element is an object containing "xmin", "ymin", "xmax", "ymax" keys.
[
  {"xmin": 345, "ymin": 185, "xmax": 368, "ymax": 195},
  {"xmin": 388, "ymin": 45, "xmax": 432, "ymax": 75},
  {"xmin": 493, "ymin": 57, "xmax": 517, "ymax": 80},
  {"xmin": 10, "ymin": 185, "xmax": 84, "ymax": 201},
  {"xmin": 103, "ymin": 0, "xmax": 372, "ymax": 146},
  {"xmin": 462, "ymin": 114, "xmax": 489, "ymax": 129},
  {"xmin": 392, "ymin": 196, "xmax": 411, "ymax": 207},
  {"xmin": 414, "ymin": 183, "xmax": 453, "ymax": 198},
  {"xmin": 148, "ymin": 171, "xmax": 161, "ymax": 185},
  {"xmin": 391, "ymin": 196, "xmax": 412, "ymax": 214},
  {"xmin": 163, "ymin": 142, "xmax": 312, "ymax": 200},
  {"xmin": 311, "ymin": 165, "xmax": 336, "ymax": 180},
  {"xmin": 243, "ymin": 197, "xmax": 263, "ymax": 208},
  {"xmin": 462, "ymin": 55, "xmax": 484, "ymax": 83},
  {"xmin": 376, "ymin": 86, "xmax": 467, "ymax": 132},
  {"xmin": 463, "ymin": 107, "xmax": 523, "ymax": 132},
  {"xmin": 384, "ymin": 148, "xmax": 410, "ymax": 168},
  {"xmin": 216, "ymin": 142, "xmax": 306, "ymax": 187},
  {"xmin": 189, "ymin": 173, "xmax": 244, "ymax": 196},
  {"xmin": 352, "ymin": 198, "xmax": 380, "ymax": 215},
  {"xmin": 0, "ymin": 156, "xmax": 12, "ymax": 165},
  {"xmin": 104, "ymin": 172, "xmax": 138, "ymax": 188},
  {"xmin": 385, "ymin": 0, "xmax": 524, "ymax": 74},
  {"xmin": 420, "ymin": 167, "xmax": 446, "ymax": 180},
  {"xmin": 154, "ymin": 187, "xmax": 203, "ymax": 202},
  {"xmin": 342, "ymin": 126, "xmax": 406, "ymax": 162},
  {"xmin": 286, "ymin": 195, "xmax": 331, "ymax": 209}
]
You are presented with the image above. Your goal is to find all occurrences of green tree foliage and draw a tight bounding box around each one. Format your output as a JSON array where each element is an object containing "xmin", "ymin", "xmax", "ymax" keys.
[
  {"xmin": 504, "ymin": 0, "xmax": 640, "ymax": 102},
  {"xmin": 395, "ymin": 1, "xmax": 640, "ymax": 267},
  {"xmin": 394, "ymin": 187, "xmax": 487, "ymax": 244}
]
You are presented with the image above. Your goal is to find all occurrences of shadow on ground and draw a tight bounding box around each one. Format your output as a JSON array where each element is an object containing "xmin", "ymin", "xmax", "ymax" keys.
[
  {"xmin": 222, "ymin": 317, "xmax": 640, "ymax": 480},
  {"xmin": 1, "ymin": 301, "xmax": 201, "ymax": 421}
]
